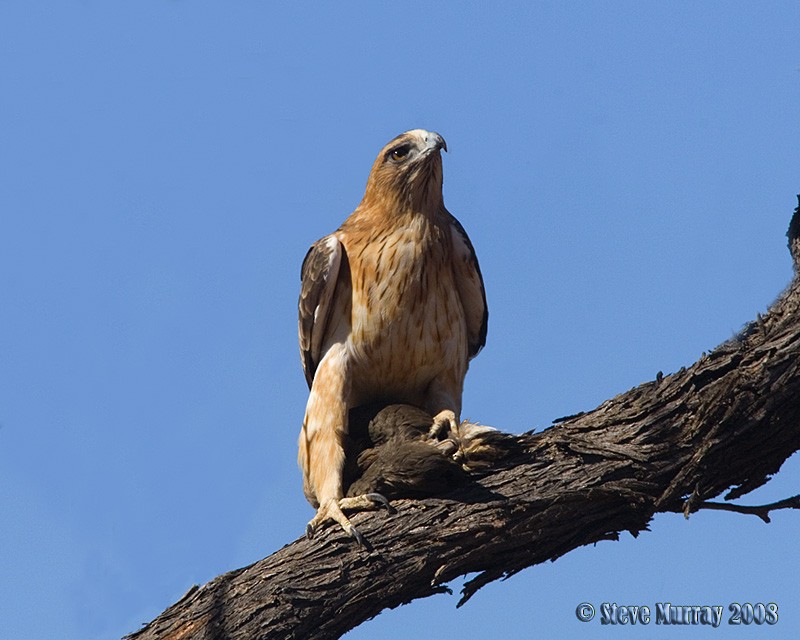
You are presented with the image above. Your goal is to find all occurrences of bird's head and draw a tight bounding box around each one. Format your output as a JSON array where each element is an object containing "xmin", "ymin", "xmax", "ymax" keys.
[{"xmin": 363, "ymin": 129, "xmax": 448, "ymax": 213}]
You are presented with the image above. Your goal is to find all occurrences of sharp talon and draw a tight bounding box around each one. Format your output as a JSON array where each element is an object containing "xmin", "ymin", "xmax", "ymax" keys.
[
  {"xmin": 348, "ymin": 525, "xmax": 366, "ymax": 546},
  {"xmin": 305, "ymin": 493, "xmax": 392, "ymax": 543},
  {"xmin": 435, "ymin": 438, "xmax": 458, "ymax": 456},
  {"xmin": 364, "ymin": 492, "xmax": 392, "ymax": 510},
  {"xmin": 427, "ymin": 423, "xmax": 445, "ymax": 440}
]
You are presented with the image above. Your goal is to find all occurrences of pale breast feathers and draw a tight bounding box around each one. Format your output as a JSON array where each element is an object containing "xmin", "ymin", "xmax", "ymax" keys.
[{"xmin": 298, "ymin": 235, "xmax": 346, "ymax": 388}]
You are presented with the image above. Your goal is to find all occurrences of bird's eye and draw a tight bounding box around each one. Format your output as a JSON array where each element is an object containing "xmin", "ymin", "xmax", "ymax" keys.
[{"xmin": 390, "ymin": 145, "xmax": 410, "ymax": 161}]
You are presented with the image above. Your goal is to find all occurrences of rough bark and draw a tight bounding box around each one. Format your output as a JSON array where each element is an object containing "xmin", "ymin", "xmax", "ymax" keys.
[{"xmin": 126, "ymin": 197, "xmax": 800, "ymax": 640}]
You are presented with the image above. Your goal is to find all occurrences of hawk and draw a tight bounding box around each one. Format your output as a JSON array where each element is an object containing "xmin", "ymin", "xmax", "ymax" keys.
[{"xmin": 298, "ymin": 129, "xmax": 488, "ymax": 542}]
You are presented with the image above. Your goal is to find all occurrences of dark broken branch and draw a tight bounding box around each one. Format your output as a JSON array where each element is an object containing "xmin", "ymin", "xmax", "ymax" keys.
[
  {"xmin": 677, "ymin": 494, "xmax": 800, "ymax": 524},
  {"xmin": 126, "ymin": 196, "xmax": 800, "ymax": 640}
]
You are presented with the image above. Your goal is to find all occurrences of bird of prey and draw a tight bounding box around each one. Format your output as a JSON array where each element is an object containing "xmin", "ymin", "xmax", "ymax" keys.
[{"xmin": 297, "ymin": 129, "xmax": 488, "ymax": 542}]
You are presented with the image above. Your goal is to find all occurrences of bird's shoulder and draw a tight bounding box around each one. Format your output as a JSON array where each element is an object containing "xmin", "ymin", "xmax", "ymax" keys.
[{"xmin": 298, "ymin": 234, "xmax": 347, "ymax": 387}]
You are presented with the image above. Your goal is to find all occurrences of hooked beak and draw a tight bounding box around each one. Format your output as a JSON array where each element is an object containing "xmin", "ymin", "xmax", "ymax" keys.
[{"xmin": 423, "ymin": 131, "xmax": 447, "ymax": 153}]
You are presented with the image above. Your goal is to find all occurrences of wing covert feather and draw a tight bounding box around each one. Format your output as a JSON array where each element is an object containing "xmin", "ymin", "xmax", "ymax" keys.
[
  {"xmin": 298, "ymin": 235, "xmax": 343, "ymax": 388},
  {"xmin": 448, "ymin": 213, "xmax": 488, "ymax": 358}
]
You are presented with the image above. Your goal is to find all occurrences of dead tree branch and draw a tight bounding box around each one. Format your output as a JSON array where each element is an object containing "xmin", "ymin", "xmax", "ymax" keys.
[
  {"xmin": 126, "ymin": 197, "xmax": 800, "ymax": 640},
  {"xmin": 676, "ymin": 494, "xmax": 800, "ymax": 523}
]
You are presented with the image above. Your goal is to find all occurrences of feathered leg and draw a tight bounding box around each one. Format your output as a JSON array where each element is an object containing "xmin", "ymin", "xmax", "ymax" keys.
[{"xmin": 299, "ymin": 346, "xmax": 390, "ymax": 543}]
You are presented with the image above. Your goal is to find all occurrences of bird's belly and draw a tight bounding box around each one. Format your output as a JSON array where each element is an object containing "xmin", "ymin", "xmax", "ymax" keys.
[{"xmin": 347, "ymin": 275, "xmax": 467, "ymax": 405}]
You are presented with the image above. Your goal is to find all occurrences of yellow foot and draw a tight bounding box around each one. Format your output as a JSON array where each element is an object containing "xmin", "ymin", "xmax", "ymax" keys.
[
  {"xmin": 306, "ymin": 493, "xmax": 392, "ymax": 545},
  {"xmin": 428, "ymin": 409, "xmax": 459, "ymax": 441}
]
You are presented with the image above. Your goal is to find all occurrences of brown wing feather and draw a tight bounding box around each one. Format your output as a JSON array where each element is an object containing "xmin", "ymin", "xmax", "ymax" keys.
[
  {"xmin": 447, "ymin": 211, "xmax": 488, "ymax": 358},
  {"xmin": 298, "ymin": 235, "xmax": 343, "ymax": 388}
]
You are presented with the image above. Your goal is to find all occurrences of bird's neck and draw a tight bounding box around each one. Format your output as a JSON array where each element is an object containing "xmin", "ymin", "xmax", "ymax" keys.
[
  {"xmin": 349, "ymin": 196, "xmax": 443, "ymax": 232},
  {"xmin": 358, "ymin": 181, "xmax": 443, "ymax": 222}
]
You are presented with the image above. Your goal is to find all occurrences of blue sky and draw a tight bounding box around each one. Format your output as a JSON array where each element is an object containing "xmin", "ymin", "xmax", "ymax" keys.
[{"xmin": 1, "ymin": 2, "xmax": 799, "ymax": 639}]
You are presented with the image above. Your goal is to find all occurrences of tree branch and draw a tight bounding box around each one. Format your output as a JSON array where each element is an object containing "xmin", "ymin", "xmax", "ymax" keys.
[
  {"xmin": 126, "ymin": 197, "xmax": 800, "ymax": 640},
  {"xmin": 676, "ymin": 494, "xmax": 800, "ymax": 523}
]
